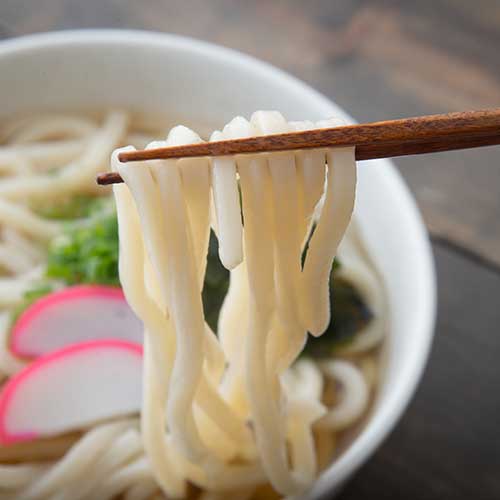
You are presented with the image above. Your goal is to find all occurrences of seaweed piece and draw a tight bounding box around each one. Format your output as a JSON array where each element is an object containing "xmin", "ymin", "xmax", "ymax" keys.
[
  {"xmin": 301, "ymin": 276, "xmax": 373, "ymax": 357},
  {"xmin": 202, "ymin": 231, "xmax": 230, "ymax": 331}
]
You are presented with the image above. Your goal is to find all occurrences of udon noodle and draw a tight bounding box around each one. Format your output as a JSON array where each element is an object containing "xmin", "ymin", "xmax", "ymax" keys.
[{"xmin": 0, "ymin": 111, "xmax": 387, "ymax": 499}]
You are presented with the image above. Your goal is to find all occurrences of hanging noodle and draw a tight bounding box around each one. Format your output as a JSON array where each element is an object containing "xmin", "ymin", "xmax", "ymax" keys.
[
  {"xmin": 211, "ymin": 128, "xmax": 243, "ymax": 270},
  {"xmin": 113, "ymin": 111, "xmax": 357, "ymax": 497},
  {"xmin": 0, "ymin": 111, "xmax": 388, "ymax": 499},
  {"xmin": 302, "ymin": 145, "xmax": 357, "ymax": 336}
]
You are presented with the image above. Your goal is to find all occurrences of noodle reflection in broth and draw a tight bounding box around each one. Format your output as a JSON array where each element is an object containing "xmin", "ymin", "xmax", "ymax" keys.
[{"xmin": 0, "ymin": 111, "xmax": 386, "ymax": 499}]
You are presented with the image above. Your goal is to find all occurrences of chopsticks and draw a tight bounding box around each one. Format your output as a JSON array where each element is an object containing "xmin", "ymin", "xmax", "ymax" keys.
[{"xmin": 97, "ymin": 109, "xmax": 500, "ymax": 185}]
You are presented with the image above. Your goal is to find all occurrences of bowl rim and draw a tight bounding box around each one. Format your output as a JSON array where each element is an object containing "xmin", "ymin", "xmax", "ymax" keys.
[{"xmin": 0, "ymin": 29, "xmax": 437, "ymax": 497}]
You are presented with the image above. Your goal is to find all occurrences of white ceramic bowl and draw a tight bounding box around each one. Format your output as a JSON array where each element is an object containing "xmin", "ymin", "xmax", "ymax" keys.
[{"xmin": 0, "ymin": 30, "xmax": 436, "ymax": 498}]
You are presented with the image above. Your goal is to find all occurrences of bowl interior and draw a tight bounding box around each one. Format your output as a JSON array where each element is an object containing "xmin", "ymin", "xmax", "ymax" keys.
[{"xmin": 0, "ymin": 30, "xmax": 436, "ymax": 498}]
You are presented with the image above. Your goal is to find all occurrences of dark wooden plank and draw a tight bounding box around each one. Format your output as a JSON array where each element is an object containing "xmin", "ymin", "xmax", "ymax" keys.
[{"xmin": 337, "ymin": 243, "xmax": 500, "ymax": 500}]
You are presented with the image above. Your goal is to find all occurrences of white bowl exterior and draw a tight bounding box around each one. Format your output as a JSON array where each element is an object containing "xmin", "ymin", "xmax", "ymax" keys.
[{"xmin": 0, "ymin": 30, "xmax": 436, "ymax": 498}]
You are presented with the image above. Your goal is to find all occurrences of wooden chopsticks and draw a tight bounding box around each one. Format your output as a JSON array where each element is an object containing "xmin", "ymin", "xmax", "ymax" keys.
[{"xmin": 97, "ymin": 109, "xmax": 500, "ymax": 185}]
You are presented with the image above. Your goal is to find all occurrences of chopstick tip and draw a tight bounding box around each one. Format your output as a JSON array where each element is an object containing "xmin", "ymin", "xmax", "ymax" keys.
[
  {"xmin": 96, "ymin": 172, "xmax": 123, "ymax": 185},
  {"xmin": 117, "ymin": 151, "xmax": 129, "ymax": 163}
]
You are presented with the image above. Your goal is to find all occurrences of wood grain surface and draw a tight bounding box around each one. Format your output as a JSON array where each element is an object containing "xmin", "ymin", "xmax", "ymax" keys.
[{"xmin": 0, "ymin": 1, "xmax": 499, "ymax": 499}]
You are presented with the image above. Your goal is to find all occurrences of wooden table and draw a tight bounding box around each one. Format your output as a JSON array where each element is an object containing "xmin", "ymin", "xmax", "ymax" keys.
[{"xmin": 1, "ymin": 1, "xmax": 499, "ymax": 498}]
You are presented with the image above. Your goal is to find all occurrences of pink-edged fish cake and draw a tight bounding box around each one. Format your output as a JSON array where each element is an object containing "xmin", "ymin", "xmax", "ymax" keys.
[
  {"xmin": 10, "ymin": 285, "xmax": 143, "ymax": 358},
  {"xmin": 0, "ymin": 340, "xmax": 142, "ymax": 444}
]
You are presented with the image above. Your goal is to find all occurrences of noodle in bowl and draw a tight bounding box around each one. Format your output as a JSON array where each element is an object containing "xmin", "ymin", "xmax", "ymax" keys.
[{"xmin": 0, "ymin": 31, "xmax": 436, "ymax": 498}]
